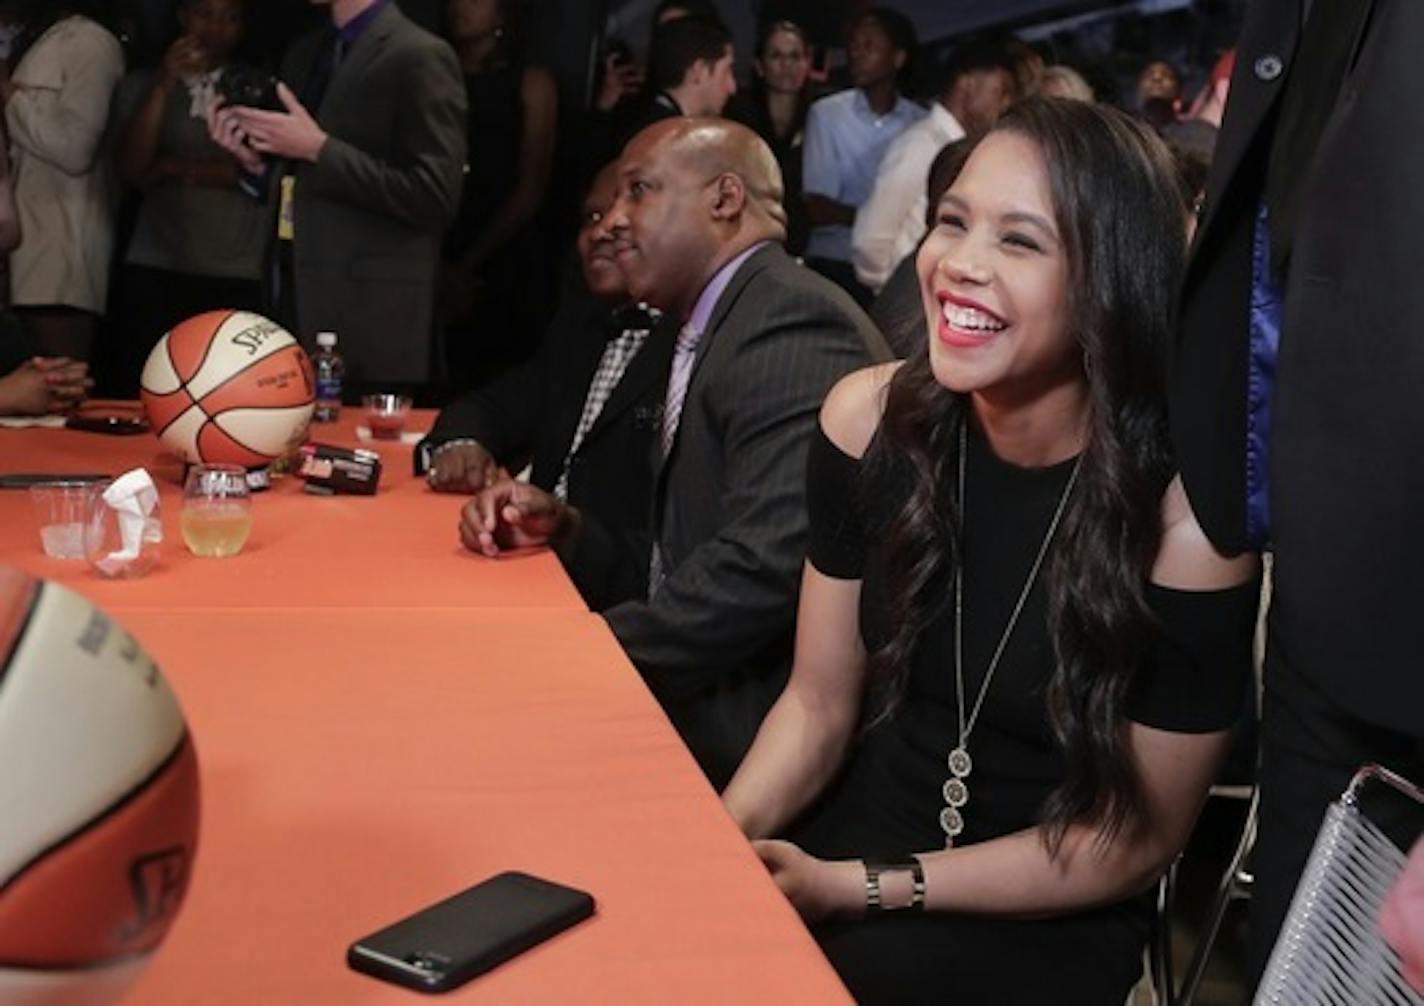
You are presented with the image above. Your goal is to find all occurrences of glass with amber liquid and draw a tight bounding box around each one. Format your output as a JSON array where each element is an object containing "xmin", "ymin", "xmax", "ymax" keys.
[{"xmin": 181, "ymin": 464, "xmax": 252, "ymax": 558}]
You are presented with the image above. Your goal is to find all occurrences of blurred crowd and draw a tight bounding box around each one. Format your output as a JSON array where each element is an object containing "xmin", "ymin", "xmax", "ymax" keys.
[{"xmin": 0, "ymin": 0, "xmax": 1230, "ymax": 412}]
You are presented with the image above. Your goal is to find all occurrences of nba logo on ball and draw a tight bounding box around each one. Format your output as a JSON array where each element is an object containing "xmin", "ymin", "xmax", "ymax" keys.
[
  {"xmin": 141, "ymin": 311, "xmax": 315, "ymax": 467},
  {"xmin": 0, "ymin": 566, "xmax": 200, "ymax": 1004}
]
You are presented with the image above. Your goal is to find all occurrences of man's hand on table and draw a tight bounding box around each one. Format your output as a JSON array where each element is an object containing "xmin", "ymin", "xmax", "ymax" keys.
[
  {"xmin": 427, "ymin": 441, "xmax": 501, "ymax": 493},
  {"xmin": 459, "ymin": 479, "xmax": 580, "ymax": 557}
]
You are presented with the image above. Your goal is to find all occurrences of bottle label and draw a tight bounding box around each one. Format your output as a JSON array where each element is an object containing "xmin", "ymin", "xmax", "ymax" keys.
[{"xmin": 315, "ymin": 378, "xmax": 341, "ymax": 400}]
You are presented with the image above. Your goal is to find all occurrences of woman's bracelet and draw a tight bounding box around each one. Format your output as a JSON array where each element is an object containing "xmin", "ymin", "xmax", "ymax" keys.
[{"xmin": 864, "ymin": 856, "xmax": 925, "ymax": 914}]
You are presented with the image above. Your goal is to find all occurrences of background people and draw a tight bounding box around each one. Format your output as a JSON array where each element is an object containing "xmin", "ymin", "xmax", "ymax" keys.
[
  {"xmin": 3, "ymin": 0, "xmax": 123, "ymax": 363},
  {"xmin": 439, "ymin": 0, "xmax": 557, "ymax": 385},
  {"xmin": 802, "ymin": 6, "xmax": 922, "ymax": 307},
  {"xmin": 851, "ymin": 40, "xmax": 1016, "ymax": 295},
  {"xmin": 732, "ymin": 19, "xmax": 812, "ymax": 257},
  {"xmin": 208, "ymin": 0, "xmax": 466, "ymax": 392},
  {"xmin": 113, "ymin": 0, "xmax": 267, "ymax": 395}
]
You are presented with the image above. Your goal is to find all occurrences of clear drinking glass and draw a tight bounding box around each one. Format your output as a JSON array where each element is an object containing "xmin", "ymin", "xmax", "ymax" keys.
[
  {"xmin": 84, "ymin": 482, "xmax": 162, "ymax": 578},
  {"xmin": 362, "ymin": 393, "xmax": 413, "ymax": 440},
  {"xmin": 181, "ymin": 464, "xmax": 252, "ymax": 558},
  {"xmin": 29, "ymin": 481, "xmax": 94, "ymax": 559}
]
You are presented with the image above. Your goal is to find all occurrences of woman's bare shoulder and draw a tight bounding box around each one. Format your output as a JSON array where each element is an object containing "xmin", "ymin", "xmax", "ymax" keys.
[{"xmin": 820, "ymin": 361, "xmax": 902, "ymax": 459}]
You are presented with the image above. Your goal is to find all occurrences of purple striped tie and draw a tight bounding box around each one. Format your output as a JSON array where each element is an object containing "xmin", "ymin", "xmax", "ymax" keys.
[{"xmin": 659, "ymin": 323, "xmax": 700, "ymax": 458}]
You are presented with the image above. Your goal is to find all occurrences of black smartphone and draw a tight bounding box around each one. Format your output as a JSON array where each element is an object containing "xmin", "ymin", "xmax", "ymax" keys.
[
  {"xmin": 217, "ymin": 63, "xmax": 281, "ymax": 111},
  {"xmin": 346, "ymin": 872, "xmax": 595, "ymax": 994},
  {"xmin": 65, "ymin": 414, "xmax": 149, "ymax": 435}
]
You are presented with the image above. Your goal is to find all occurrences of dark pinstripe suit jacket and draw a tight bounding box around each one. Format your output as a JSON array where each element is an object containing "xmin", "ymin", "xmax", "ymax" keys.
[{"xmin": 569, "ymin": 243, "xmax": 891, "ymax": 786}]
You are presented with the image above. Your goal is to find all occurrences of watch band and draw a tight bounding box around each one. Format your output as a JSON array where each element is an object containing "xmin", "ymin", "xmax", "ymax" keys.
[{"xmin": 864, "ymin": 856, "xmax": 926, "ymax": 914}]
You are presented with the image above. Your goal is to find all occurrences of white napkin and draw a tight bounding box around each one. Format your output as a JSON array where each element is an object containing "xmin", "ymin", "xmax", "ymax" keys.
[
  {"xmin": 95, "ymin": 468, "xmax": 162, "ymax": 575},
  {"xmin": 0, "ymin": 414, "xmax": 66, "ymax": 428}
]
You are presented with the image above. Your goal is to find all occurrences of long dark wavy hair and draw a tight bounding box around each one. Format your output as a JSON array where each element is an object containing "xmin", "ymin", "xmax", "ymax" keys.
[{"xmin": 864, "ymin": 97, "xmax": 1188, "ymax": 852}]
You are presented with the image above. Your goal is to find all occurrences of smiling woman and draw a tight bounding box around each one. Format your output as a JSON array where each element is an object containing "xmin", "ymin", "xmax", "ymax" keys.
[{"xmin": 721, "ymin": 97, "xmax": 1260, "ymax": 1004}]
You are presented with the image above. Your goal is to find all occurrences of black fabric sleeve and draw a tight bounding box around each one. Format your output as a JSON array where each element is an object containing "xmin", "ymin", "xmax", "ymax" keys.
[
  {"xmin": 1126, "ymin": 577, "xmax": 1262, "ymax": 733},
  {"xmin": 806, "ymin": 425, "xmax": 868, "ymax": 580}
]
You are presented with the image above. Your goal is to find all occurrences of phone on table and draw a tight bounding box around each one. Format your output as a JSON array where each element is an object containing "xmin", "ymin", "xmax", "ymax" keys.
[
  {"xmin": 347, "ymin": 872, "xmax": 595, "ymax": 994},
  {"xmin": 65, "ymin": 414, "xmax": 149, "ymax": 435}
]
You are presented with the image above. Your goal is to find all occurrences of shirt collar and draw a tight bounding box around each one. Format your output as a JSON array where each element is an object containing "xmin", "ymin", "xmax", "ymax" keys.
[
  {"xmin": 852, "ymin": 88, "xmax": 910, "ymax": 123},
  {"xmin": 930, "ymin": 101, "xmax": 963, "ymax": 136},
  {"xmin": 685, "ymin": 241, "xmax": 770, "ymax": 337},
  {"xmin": 337, "ymin": 0, "xmax": 388, "ymax": 47}
]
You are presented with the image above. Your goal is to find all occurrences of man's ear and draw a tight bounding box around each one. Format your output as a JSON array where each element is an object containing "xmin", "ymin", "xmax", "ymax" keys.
[
  {"xmin": 685, "ymin": 59, "xmax": 711, "ymax": 88},
  {"xmin": 708, "ymin": 172, "xmax": 747, "ymax": 220},
  {"xmin": 893, "ymin": 49, "xmax": 907, "ymax": 73}
]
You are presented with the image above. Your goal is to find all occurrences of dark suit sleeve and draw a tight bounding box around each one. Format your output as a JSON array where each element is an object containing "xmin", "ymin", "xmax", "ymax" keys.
[
  {"xmin": 305, "ymin": 41, "xmax": 466, "ymax": 230},
  {"xmin": 561, "ymin": 510, "xmax": 652, "ymax": 613},
  {"xmin": 417, "ymin": 297, "xmax": 603, "ymax": 473},
  {"xmin": 603, "ymin": 286, "xmax": 880, "ymax": 695},
  {"xmin": 417, "ymin": 361, "xmax": 545, "ymax": 473}
]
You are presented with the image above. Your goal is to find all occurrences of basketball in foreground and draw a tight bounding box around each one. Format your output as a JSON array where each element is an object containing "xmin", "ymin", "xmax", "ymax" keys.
[
  {"xmin": 141, "ymin": 310, "xmax": 315, "ymax": 467},
  {"xmin": 0, "ymin": 566, "xmax": 200, "ymax": 1005}
]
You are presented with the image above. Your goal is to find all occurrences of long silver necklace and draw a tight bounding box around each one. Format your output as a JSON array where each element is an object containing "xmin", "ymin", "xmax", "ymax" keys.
[{"xmin": 941, "ymin": 421, "xmax": 1083, "ymax": 847}]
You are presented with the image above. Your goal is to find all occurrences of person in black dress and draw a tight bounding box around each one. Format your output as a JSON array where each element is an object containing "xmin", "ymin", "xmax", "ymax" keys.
[
  {"xmin": 722, "ymin": 97, "xmax": 1261, "ymax": 1004},
  {"xmin": 440, "ymin": 0, "xmax": 557, "ymax": 381},
  {"xmin": 732, "ymin": 19, "xmax": 812, "ymax": 257}
]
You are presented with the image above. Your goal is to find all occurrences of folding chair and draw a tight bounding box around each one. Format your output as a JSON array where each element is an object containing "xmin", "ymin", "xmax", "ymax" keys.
[{"xmin": 1253, "ymin": 763, "xmax": 1424, "ymax": 1006}]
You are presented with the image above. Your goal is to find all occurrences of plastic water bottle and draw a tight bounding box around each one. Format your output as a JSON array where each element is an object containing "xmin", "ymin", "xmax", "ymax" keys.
[{"xmin": 312, "ymin": 331, "xmax": 343, "ymax": 422}]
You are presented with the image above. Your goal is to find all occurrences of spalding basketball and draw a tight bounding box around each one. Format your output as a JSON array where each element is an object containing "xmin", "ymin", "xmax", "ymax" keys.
[
  {"xmin": 141, "ymin": 310, "xmax": 315, "ymax": 467},
  {"xmin": 0, "ymin": 565, "xmax": 199, "ymax": 1004}
]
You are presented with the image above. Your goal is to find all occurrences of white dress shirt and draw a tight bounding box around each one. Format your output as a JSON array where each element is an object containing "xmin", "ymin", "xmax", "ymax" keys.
[{"xmin": 850, "ymin": 101, "xmax": 966, "ymax": 294}]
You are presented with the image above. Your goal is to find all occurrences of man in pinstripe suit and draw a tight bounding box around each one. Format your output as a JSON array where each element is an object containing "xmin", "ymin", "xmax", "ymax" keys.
[{"xmin": 465, "ymin": 119, "xmax": 890, "ymax": 786}]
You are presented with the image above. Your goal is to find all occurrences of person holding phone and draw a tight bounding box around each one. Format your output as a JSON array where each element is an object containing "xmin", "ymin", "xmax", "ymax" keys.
[
  {"xmin": 722, "ymin": 98, "xmax": 1258, "ymax": 1003},
  {"xmin": 205, "ymin": 0, "xmax": 466, "ymax": 391}
]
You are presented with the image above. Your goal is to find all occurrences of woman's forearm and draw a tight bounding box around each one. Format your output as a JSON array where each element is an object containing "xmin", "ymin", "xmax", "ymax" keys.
[
  {"xmin": 830, "ymin": 725, "xmax": 1230, "ymax": 918},
  {"xmin": 723, "ymin": 684, "xmax": 859, "ymax": 839}
]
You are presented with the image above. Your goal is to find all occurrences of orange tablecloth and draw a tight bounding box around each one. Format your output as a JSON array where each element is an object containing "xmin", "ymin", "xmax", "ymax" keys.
[
  {"xmin": 0, "ymin": 411, "xmax": 584, "ymax": 612},
  {"xmin": 118, "ymin": 609, "xmax": 849, "ymax": 1004},
  {"xmin": 2, "ymin": 415, "xmax": 850, "ymax": 1002}
]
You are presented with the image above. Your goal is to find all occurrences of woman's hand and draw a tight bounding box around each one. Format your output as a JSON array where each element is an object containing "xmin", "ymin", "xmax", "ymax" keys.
[
  {"xmin": 752, "ymin": 840, "xmax": 862, "ymax": 924},
  {"xmin": 596, "ymin": 53, "xmax": 643, "ymax": 112},
  {"xmin": 0, "ymin": 357, "xmax": 91, "ymax": 416},
  {"xmin": 159, "ymin": 36, "xmax": 207, "ymax": 89}
]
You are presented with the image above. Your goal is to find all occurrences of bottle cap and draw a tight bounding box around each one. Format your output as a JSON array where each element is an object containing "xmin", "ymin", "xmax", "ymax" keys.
[{"xmin": 316, "ymin": 331, "xmax": 337, "ymax": 348}]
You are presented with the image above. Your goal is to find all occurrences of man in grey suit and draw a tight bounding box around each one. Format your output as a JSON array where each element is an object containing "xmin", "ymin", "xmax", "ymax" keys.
[
  {"xmin": 462, "ymin": 118, "xmax": 890, "ymax": 786},
  {"xmin": 209, "ymin": 0, "xmax": 465, "ymax": 386}
]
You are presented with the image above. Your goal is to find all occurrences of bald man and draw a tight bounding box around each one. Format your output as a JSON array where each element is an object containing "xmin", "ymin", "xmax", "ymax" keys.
[{"xmin": 463, "ymin": 119, "xmax": 890, "ymax": 786}]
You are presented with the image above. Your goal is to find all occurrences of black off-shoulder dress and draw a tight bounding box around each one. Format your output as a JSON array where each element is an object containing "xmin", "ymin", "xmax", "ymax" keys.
[{"xmin": 790, "ymin": 423, "xmax": 1259, "ymax": 1005}]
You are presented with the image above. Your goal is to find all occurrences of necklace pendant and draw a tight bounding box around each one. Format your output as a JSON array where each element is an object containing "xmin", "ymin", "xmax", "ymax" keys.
[
  {"xmin": 942, "ymin": 776, "xmax": 969, "ymax": 808},
  {"xmin": 939, "ymin": 805, "xmax": 964, "ymax": 842},
  {"xmin": 947, "ymin": 746, "xmax": 973, "ymax": 779}
]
